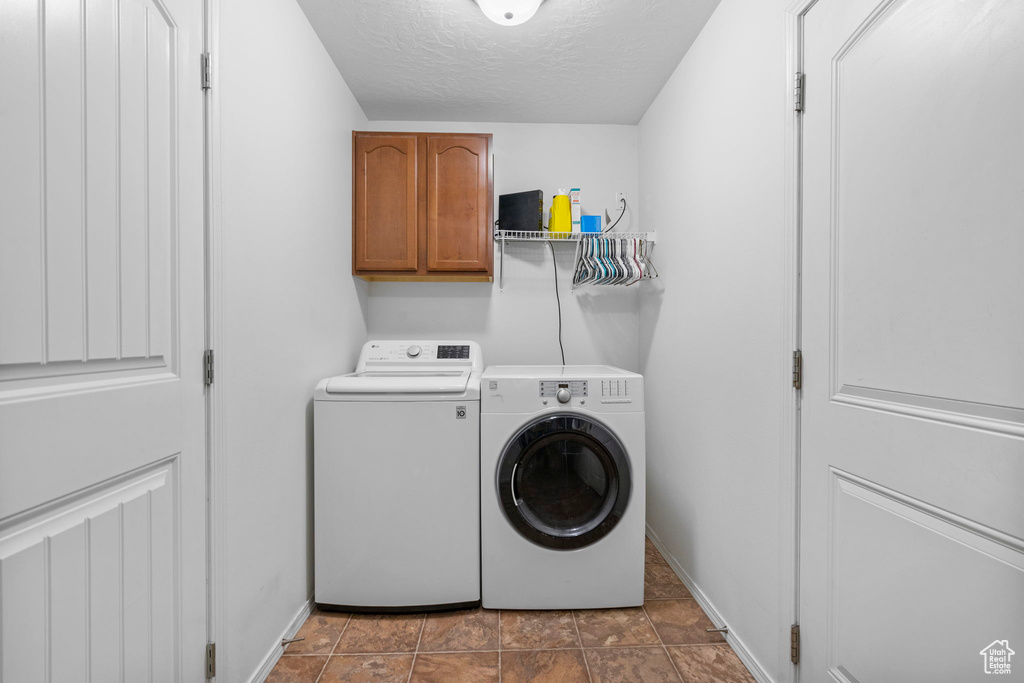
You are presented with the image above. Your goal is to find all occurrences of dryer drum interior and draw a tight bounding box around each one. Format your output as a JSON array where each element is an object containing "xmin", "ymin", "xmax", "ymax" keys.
[{"xmin": 497, "ymin": 414, "xmax": 632, "ymax": 550}]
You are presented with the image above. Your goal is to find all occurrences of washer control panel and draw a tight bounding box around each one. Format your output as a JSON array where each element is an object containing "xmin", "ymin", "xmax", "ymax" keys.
[
  {"xmin": 539, "ymin": 380, "xmax": 588, "ymax": 398},
  {"xmin": 365, "ymin": 342, "xmax": 438, "ymax": 362},
  {"xmin": 359, "ymin": 341, "xmax": 480, "ymax": 369},
  {"xmin": 437, "ymin": 344, "xmax": 471, "ymax": 359}
]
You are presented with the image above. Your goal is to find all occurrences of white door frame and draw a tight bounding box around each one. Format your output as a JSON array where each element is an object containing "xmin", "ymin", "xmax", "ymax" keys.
[
  {"xmin": 201, "ymin": 0, "xmax": 226, "ymax": 677},
  {"xmin": 201, "ymin": 0, "xmax": 233, "ymax": 679},
  {"xmin": 783, "ymin": 1, "xmax": 818, "ymax": 681}
]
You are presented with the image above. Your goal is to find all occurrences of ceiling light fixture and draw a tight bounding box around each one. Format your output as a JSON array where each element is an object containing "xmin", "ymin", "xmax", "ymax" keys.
[{"xmin": 475, "ymin": 0, "xmax": 544, "ymax": 27}]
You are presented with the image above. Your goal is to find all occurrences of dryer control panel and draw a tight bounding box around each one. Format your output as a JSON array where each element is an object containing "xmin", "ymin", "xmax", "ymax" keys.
[{"xmin": 539, "ymin": 380, "xmax": 588, "ymax": 398}]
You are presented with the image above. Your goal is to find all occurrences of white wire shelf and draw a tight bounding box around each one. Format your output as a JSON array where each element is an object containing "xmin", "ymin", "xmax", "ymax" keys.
[
  {"xmin": 495, "ymin": 230, "xmax": 656, "ymax": 242},
  {"xmin": 494, "ymin": 230, "xmax": 658, "ymax": 290}
]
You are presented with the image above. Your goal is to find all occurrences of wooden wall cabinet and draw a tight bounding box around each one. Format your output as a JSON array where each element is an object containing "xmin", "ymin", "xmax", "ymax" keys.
[{"xmin": 352, "ymin": 131, "xmax": 493, "ymax": 281}]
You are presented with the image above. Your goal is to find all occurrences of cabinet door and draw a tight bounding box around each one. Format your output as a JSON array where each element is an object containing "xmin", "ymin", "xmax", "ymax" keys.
[
  {"xmin": 353, "ymin": 134, "xmax": 418, "ymax": 271},
  {"xmin": 426, "ymin": 135, "xmax": 492, "ymax": 272}
]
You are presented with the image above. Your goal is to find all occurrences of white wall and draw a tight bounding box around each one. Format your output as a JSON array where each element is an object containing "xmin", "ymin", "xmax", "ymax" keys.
[
  {"xmin": 365, "ymin": 121, "xmax": 642, "ymax": 370},
  {"xmin": 215, "ymin": 0, "xmax": 368, "ymax": 680},
  {"xmin": 638, "ymin": 0, "xmax": 791, "ymax": 680}
]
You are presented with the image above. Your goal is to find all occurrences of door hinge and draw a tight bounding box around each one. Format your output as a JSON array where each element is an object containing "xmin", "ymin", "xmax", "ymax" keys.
[
  {"xmin": 204, "ymin": 349, "xmax": 214, "ymax": 386},
  {"xmin": 206, "ymin": 642, "xmax": 216, "ymax": 678},
  {"xmin": 790, "ymin": 623, "xmax": 800, "ymax": 664},
  {"xmin": 792, "ymin": 350, "xmax": 802, "ymax": 390},
  {"xmin": 794, "ymin": 72, "xmax": 804, "ymax": 113},
  {"xmin": 201, "ymin": 52, "xmax": 212, "ymax": 90}
]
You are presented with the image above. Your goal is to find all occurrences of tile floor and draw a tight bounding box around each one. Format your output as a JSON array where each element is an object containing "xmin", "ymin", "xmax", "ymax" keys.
[{"xmin": 268, "ymin": 538, "xmax": 755, "ymax": 683}]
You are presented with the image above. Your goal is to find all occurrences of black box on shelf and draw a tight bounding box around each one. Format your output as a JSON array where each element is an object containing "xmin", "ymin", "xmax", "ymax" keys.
[{"xmin": 498, "ymin": 189, "xmax": 544, "ymax": 232}]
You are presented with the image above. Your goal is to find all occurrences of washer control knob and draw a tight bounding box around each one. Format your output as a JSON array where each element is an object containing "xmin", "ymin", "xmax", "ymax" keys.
[
  {"xmin": 407, "ymin": 345, "xmax": 422, "ymax": 358},
  {"xmin": 556, "ymin": 388, "xmax": 572, "ymax": 404}
]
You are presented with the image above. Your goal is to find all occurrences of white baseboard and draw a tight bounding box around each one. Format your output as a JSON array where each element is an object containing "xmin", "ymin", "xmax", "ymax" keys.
[
  {"xmin": 645, "ymin": 524, "xmax": 774, "ymax": 683},
  {"xmin": 247, "ymin": 596, "xmax": 314, "ymax": 683}
]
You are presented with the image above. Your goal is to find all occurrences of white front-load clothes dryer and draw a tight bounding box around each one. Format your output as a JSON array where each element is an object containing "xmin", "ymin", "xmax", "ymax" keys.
[{"xmin": 480, "ymin": 365, "xmax": 645, "ymax": 609}]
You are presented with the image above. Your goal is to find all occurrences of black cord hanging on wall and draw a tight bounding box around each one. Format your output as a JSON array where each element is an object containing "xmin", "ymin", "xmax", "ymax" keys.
[{"xmin": 548, "ymin": 241, "xmax": 566, "ymax": 366}]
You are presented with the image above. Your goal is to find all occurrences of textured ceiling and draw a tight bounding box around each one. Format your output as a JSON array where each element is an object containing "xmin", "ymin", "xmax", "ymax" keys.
[{"xmin": 294, "ymin": 0, "xmax": 722, "ymax": 124}]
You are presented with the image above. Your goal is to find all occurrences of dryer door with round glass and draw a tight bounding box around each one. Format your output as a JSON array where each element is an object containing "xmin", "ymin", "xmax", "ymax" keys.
[{"xmin": 497, "ymin": 414, "xmax": 631, "ymax": 550}]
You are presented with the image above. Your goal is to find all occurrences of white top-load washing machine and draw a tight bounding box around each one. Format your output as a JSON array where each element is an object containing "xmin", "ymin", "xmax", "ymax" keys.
[
  {"xmin": 480, "ymin": 365, "xmax": 645, "ymax": 609},
  {"xmin": 314, "ymin": 340, "xmax": 482, "ymax": 611}
]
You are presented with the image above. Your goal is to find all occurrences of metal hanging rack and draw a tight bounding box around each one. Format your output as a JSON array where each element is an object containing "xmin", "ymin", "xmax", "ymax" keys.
[{"xmin": 494, "ymin": 230, "xmax": 658, "ymax": 290}]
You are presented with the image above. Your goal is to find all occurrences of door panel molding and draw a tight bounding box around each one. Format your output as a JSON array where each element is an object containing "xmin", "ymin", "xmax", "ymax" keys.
[
  {"xmin": 0, "ymin": 456, "xmax": 175, "ymax": 560},
  {"xmin": 0, "ymin": 0, "xmax": 181, "ymax": 373},
  {"xmin": 827, "ymin": 468, "xmax": 1024, "ymax": 679},
  {"xmin": 0, "ymin": 456, "xmax": 179, "ymax": 682},
  {"xmin": 828, "ymin": 0, "xmax": 1024, "ymax": 414},
  {"xmin": 833, "ymin": 385, "xmax": 1024, "ymax": 437},
  {"xmin": 826, "ymin": 0, "xmax": 902, "ymax": 401},
  {"xmin": 829, "ymin": 467, "xmax": 1024, "ymax": 584},
  {"xmin": 0, "ymin": 355, "xmax": 169, "ymax": 384}
]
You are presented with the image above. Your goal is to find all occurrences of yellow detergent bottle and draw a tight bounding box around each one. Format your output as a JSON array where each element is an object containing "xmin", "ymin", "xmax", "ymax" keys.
[{"xmin": 549, "ymin": 188, "xmax": 571, "ymax": 237}]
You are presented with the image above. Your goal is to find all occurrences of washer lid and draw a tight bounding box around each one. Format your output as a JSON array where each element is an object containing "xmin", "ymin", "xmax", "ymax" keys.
[{"xmin": 325, "ymin": 369, "xmax": 471, "ymax": 395}]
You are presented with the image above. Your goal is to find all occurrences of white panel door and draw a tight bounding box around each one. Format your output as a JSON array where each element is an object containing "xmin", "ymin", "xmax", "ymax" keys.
[
  {"xmin": 0, "ymin": 0, "xmax": 206, "ymax": 680},
  {"xmin": 800, "ymin": 0, "xmax": 1024, "ymax": 680}
]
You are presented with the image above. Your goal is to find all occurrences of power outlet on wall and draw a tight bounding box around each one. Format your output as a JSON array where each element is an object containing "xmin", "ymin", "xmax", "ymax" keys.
[{"xmin": 615, "ymin": 191, "xmax": 627, "ymax": 206}]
